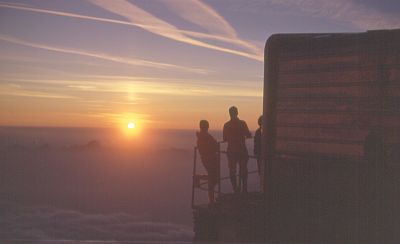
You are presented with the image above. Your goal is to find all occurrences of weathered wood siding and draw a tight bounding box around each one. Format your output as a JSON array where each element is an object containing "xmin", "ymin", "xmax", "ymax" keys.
[
  {"xmin": 272, "ymin": 32, "xmax": 400, "ymax": 158},
  {"xmin": 263, "ymin": 30, "xmax": 400, "ymax": 243}
]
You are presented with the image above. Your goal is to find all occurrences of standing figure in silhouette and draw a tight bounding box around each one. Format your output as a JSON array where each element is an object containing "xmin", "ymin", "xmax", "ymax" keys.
[
  {"xmin": 196, "ymin": 120, "xmax": 219, "ymax": 204},
  {"xmin": 254, "ymin": 115, "xmax": 264, "ymax": 190},
  {"xmin": 223, "ymin": 106, "xmax": 251, "ymax": 193}
]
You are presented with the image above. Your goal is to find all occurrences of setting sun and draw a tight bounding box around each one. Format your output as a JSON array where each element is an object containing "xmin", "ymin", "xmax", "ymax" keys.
[
  {"xmin": 118, "ymin": 115, "xmax": 144, "ymax": 138},
  {"xmin": 127, "ymin": 122, "xmax": 136, "ymax": 129}
]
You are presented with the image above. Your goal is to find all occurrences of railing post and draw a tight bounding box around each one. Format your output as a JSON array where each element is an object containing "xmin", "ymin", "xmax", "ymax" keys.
[
  {"xmin": 191, "ymin": 147, "xmax": 197, "ymax": 208},
  {"xmin": 192, "ymin": 139, "xmax": 259, "ymax": 206},
  {"xmin": 218, "ymin": 142, "xmax": 221, "ymax": 196}
]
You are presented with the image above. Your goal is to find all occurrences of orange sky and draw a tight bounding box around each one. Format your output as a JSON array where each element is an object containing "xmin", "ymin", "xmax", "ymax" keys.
[{"xmin": 1, "ymin": 0, "xmax": 397, "ymax": 130}]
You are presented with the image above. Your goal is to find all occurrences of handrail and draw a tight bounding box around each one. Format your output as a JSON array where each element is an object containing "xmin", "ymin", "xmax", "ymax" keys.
[
  {"xmin": 191, "ymin": 146, "xmax": 198, "ymax": 208},
  {"xmin": 192, "ymin": 138, "xmax": 260, "ymax": 208},
  {"xmin": 196, "ymin": 169, "xmax": 260, "ymax": 193}
]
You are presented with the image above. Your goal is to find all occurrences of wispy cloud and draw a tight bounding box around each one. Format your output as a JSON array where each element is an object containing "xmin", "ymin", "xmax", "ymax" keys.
[
  {"xmin": 0, "ymin": 2, "xmax": 262, "ymax": 61},
  {"xmin": 160, "ymin": 0, "xmax": 262, "ymax": 56},
  {"xmin": 266, "ymin": 0, "xmax": 400, "ymax": 30},
  {"xmin": 0, "ymin": 83, "xmax": 77, "ymax": 99},
  {"xmin": 161, "ymin": 0, "xmax": 237, "ymax": 38},
  {"xmin": 0, "ymin": 34, "xmax": 208, "ymax": 74},
  {"xmin": 0, "ymin": 3, "xmax": 149, "ymax": 28},
  {"xmin": 0, "ymin": 75, "xmax": 261, "ymax": 98},
  {"xmin": 0, "ymin": 1, "xmax": 31, "ymax": 7},
  {"xmin": 87, "ymin": 0, "xmax": 262, "ymax": 61}
]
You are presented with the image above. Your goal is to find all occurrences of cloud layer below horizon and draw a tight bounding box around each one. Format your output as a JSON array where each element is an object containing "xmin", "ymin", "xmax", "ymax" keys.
[{"xmin": 0, "ymin": 201, "xmax": 193, "ymax": 242}]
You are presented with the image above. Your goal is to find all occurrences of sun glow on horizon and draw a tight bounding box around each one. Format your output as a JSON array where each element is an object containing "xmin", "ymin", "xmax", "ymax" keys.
[
  {"xmin": 119, "ymin": 117, "xmax": 144, "ymax": 140},
  {"xmin": 128, "ymin": 122, "xmax": 136, "ymax": 129}
]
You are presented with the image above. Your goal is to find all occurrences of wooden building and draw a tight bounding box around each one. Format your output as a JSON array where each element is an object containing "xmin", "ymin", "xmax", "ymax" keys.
[{"xmin": 193, "ymin": 29, "xmax": 400, "ymax": 243}]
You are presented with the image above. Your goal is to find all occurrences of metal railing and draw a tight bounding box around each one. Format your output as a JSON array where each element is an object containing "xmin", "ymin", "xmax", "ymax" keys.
[{"xmin": 191, "ymin": 139, "xmax": 260, "ymax": 208}]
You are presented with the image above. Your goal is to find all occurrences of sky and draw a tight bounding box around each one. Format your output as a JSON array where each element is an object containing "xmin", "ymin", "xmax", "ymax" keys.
[{"xmin": 1, "ymin": 0, "xmax": 399, "ymax": 130}]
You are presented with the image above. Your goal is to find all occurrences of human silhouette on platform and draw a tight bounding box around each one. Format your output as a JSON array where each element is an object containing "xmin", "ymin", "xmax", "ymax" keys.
[
  {"xmin": 254, "ymin": 115, "xmax": 263, "ymax": 190},
  {"xmin": 223, "ymin": 106, "xmax": 251, "ymax": 193},
  {"xmin": 196, "ymin": 120, "xmax": 219, "ymax": 204}
]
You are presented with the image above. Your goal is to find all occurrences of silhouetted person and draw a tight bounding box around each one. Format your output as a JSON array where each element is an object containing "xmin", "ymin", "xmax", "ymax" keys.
[
  {"xmin": 223, "ymin": 106, "xmax": 251, "ymax": 193},
  {"xmin": 196, "ymin": 120, "xmax": 219, "ymax": 204},
  {"xmin": 254, "ymin": 115, "xmax": 263, "ymax": 191},
  {"xmin": 254, "ymin": 115, "xmax": 263, "ymax": 175}
]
